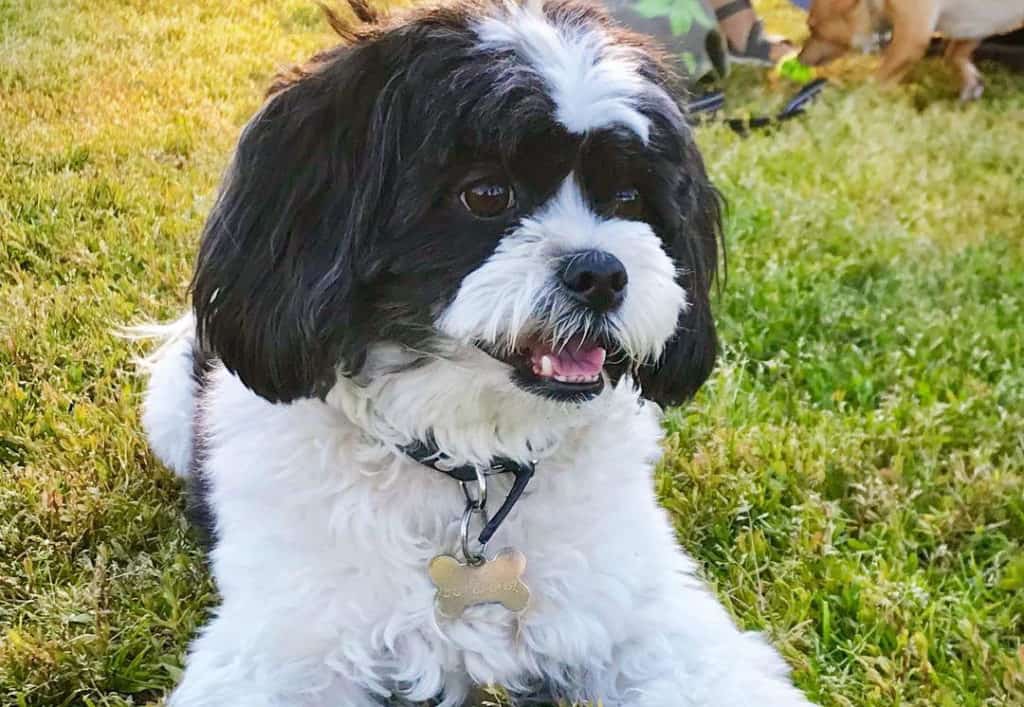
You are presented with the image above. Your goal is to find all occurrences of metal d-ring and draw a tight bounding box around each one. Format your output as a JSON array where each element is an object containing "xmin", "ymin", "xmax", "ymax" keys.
[
  {"xmin": 459, "ymin": 466, "xmax": 489, "ymax": 566},
  {"xmin": 460, "ymin": 465, "xmax": 487, "ymax": 510}
]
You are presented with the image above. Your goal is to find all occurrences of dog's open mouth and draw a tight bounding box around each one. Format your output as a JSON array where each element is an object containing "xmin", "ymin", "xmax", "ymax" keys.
[
  {"xmin": 528, "ymin": 338, "xmax": 606, "ymax": 384},
  {"xmin": 479, "ymin": 335, "xmax": 610, "ymax": 401}
]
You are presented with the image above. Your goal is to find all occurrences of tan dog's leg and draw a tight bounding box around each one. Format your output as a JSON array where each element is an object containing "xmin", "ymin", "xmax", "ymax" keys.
[
  {"xmin": 945, "ymin": 39, "xmax": 983, "ymax": 101},
  {"xmin": 876, "ymin": 1, "xmax": 934, "ymax": 85}
]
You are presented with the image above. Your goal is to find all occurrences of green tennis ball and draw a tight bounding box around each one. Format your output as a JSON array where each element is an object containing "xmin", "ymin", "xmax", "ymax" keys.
[{"xmin": 777, "ymin": 52, "xmax": 814, "ymax": 84}]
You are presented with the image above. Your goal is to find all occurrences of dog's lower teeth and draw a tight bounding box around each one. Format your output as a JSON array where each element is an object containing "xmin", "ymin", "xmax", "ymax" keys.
[{"xmin": 552, "ymin": 374, "xmax": 598, "ymax": 384}]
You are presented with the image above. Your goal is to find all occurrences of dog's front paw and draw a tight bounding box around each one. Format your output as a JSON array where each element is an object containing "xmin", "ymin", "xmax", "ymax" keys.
[
  {"xmin": 959, "ymin": 78, "xmax": 984, "ymax": 102},
  {"xmin": 716, "ymin": 632, "xmax": 817, "ymax": 707}
]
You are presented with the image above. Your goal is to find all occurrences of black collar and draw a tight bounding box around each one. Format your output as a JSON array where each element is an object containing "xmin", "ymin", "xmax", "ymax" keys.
[{"xmin": 401, "ymin": 437, "xmax": 535, "ymax": 546}]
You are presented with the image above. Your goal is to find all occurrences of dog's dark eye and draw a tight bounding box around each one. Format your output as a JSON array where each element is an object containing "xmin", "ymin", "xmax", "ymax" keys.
[
  {"xmin": 611, "ymin": 188, "xmax": 644, "ymax": 220},
  {"xmin": 460, "ymin": 181, "xmax": 515, "ymax": 218}
]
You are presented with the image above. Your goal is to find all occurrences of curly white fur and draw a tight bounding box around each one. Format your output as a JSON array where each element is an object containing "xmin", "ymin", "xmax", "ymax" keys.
[{"xmin": 143, "ymin": 335, "xmax": 811, "ymax": 706}]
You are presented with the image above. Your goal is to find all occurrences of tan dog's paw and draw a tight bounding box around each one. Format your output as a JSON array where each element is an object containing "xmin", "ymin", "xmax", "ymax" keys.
[
  {"xmin": 959, "ymin": 75, "xmax": 984, "ymax": 102},
  {"xmin": 428, "ymin": 549, "xmax": 530, "ymax": 618}
]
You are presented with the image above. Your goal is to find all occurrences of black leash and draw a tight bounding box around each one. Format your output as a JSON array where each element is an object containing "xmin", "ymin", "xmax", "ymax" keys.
[
  {"xmin": 687, "ymin": 78, "xmax": 829, "ymax": 135},
  {"xmin": 401, "ymin": 437, "xmax": 535, "ymax": 546}
]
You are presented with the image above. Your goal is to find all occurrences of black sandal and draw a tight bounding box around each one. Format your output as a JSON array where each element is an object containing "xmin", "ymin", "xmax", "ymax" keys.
[{"xmin": 714, "ymin": 0, "xmax": 793, "ymax": 66}]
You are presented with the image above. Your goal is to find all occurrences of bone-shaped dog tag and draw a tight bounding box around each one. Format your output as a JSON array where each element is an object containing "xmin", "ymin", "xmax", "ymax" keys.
[{"xmin": 428, "ymin": 548, "xmax": 530, "ymax": 618}]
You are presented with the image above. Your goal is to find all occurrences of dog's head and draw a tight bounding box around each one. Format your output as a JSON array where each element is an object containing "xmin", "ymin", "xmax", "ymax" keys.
[
  {"xmin": 192, "ymin": 0, "xmax": 720, "ymax": 413},
  {"xmin": 799, "ymin": 0, "xmax": 876, "ymax": 67}
]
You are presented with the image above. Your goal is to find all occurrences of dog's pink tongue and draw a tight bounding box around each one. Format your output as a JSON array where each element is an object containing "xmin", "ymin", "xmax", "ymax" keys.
[{"xmin": 530, "ymin": 340, "xmax": 606, "ymax": 379}]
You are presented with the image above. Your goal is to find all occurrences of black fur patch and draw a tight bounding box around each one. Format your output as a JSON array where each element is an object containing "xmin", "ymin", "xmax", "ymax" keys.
[{"xmin": 186, "ymin": 339, "xmax": 217, "ymax": 545}]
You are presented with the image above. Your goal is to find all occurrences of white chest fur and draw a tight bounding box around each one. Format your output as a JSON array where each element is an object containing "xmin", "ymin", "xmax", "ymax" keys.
[
  {"xmin": 165, "ymin": 361, "xmax": 812, "ymax": 707},
  {"xmin": 197, "ymin": 366, "xmax": 690, "ymax": 700}
]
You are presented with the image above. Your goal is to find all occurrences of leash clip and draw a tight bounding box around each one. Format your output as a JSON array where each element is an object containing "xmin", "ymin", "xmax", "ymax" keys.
[
  {"xmin": 459, "ymin": 466, "xmax": 489, "ymax": 566},
  {"xmin": 456, "ymin": 457, "xmax": 538, "ymax": 565}
]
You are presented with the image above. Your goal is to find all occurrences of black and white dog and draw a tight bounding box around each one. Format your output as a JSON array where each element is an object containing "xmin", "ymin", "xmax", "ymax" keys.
[{"xmin": 140, "ymin": 0, "xmax": 811, "ymax": 704}]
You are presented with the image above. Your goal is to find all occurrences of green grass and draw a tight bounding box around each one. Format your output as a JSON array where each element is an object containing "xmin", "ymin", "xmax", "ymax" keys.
[{"xmin": 1, "ymin": 0, "xmax": 1022, "ymax": 704}]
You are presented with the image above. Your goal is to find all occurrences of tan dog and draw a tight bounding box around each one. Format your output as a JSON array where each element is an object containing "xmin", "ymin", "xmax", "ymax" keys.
[{"xmin": 799, "ymin": 0, "xmax": 1024, "ymax": 100}]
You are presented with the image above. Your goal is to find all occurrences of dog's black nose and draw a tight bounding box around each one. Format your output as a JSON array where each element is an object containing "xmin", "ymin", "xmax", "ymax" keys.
[{"xmin": 559, "ymin": 250, "xmax": 628, "ymax": 312}]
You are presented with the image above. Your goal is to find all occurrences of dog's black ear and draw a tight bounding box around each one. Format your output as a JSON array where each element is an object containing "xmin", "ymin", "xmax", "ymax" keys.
[
  {"xmin": 636, "ymin": 139, "xmax": 721, "ymax": 408},
  {"xmin": 191, "ymin": 42, "xmax": 392, "ymax": 403}
]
